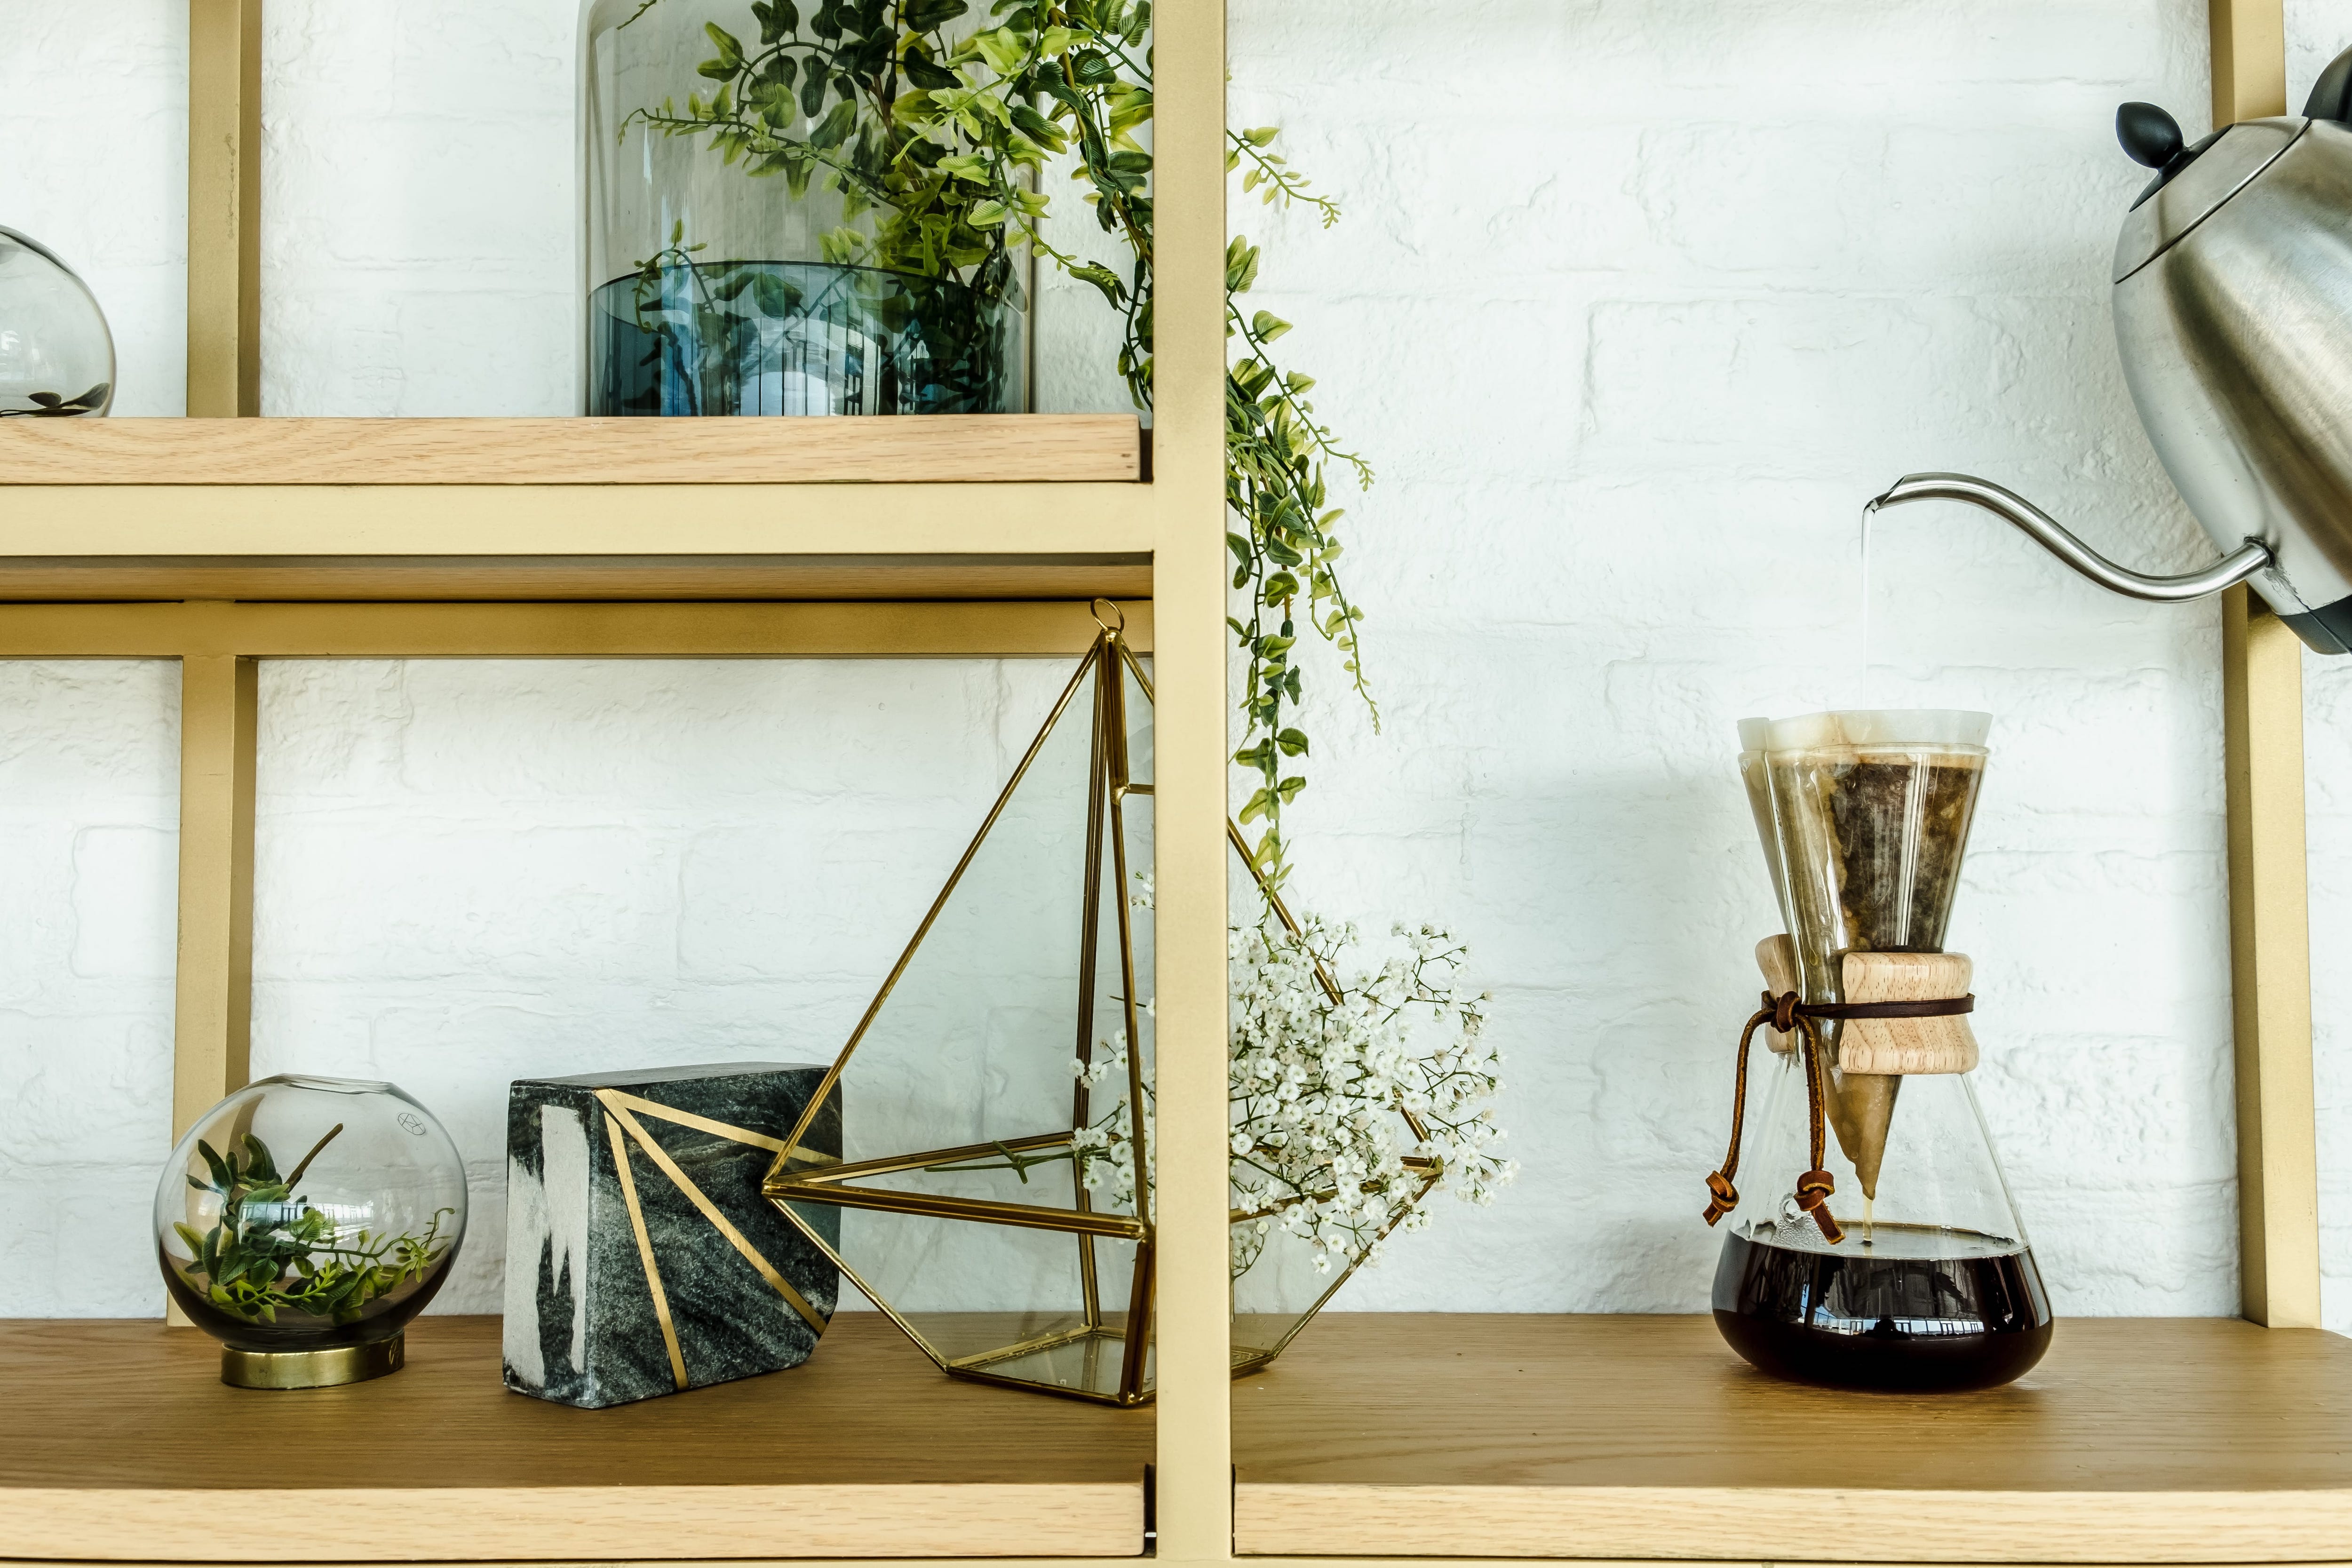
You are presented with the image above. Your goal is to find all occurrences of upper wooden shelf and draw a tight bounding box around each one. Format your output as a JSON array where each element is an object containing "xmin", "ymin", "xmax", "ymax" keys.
[
  {"xmin": 1232, "ymin": 1313, "xmax": 2352, "ymax": 1563},
  {"xmin": 0, "ymin": 415, "xmax": 1142, "ymax": 486},
  {"xmin": 0, "ymin": 1313, "xmax": 1147, "ymax": 1562},
  {"xmin": 0, "ymin": 416, "xmax": 1152, "ymax": 601}
]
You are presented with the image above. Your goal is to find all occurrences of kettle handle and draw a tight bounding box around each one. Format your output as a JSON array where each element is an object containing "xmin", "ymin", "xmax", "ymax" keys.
[
  {"xmin": 1866, "ymin": 473, "xmax": 2272, "ymax": 603},
  {"xmin": 2309, "ymin": 43, "xmax": 2352, "ymax": 120}
]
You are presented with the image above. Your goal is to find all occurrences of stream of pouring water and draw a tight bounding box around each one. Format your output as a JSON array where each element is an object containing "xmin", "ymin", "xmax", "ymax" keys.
[{"xmin": 1859, "ymin": 503, "xmax": 1875, "ymax": 696}]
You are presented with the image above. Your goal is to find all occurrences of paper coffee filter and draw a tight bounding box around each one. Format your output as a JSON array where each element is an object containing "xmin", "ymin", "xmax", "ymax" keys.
[
  {"xmin": 1763, "ymin": 709, "xmax": 1990, "ymax": 752},
  {"xmin": 1740, "ymin": 709, "xmax": 1992, "ymax": 1204},
  {"xmin": 1736, "ymin": 719, "xmax": 1794, "ymax": 932}
]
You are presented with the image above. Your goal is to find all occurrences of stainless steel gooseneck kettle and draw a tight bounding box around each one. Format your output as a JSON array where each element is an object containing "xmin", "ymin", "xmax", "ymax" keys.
[{"xmin": 1872, "ymin": 46, "xmax": 2352, "ymax": 653}]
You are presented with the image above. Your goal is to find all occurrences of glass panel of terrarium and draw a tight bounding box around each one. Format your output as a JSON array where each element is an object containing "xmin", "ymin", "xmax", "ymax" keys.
[
  {"xmin": 944, "ymin": 1235, "xmax": 1150, "ymax": 1401},
  {"xmin": 800, "ymin": 655, "xmax": 1092, "ymax": 1341},
  {"xmin": 771, "ymin": 649, "xmax": 1147, "ymax": 1374}
]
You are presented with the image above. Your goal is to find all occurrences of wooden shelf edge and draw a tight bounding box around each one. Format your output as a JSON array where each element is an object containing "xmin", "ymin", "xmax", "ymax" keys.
[
  {"xmin": 0, "ymin": 482, "xmax": 1154, "ymax": 563},
  {"xmin": 1234, "ymin": 1482, "xmax": 2352, "ymax": 1563},
  {"xmin": 0, "ymin": 1485, "xmax": 1141, "ymax": 1562},
  {"xmin": 0, "ymin": 599, "xmax": 1156, "ymax": 658},
  {"xmin": 0, "ymin": 416, "xmax": 1144, "ymax": 486},
  {"xmin": 0, "ymin": 554, "xmax": 1152, "ymax": 605}
]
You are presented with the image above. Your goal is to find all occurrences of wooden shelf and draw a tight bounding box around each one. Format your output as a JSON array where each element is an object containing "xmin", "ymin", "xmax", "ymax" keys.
[
  {"xmin": 0, "ymin": 1314, "xmax": 1149, "ymax": 1562},
  {"xmin": 0, "ymin": 415, "xmax": 1142, "ymax": 486},
  {"xmin": 1232, "ymin": 1313, "xmax": 2352, "ymax": 1562},
  {"xmin": 0, "ymin": 416, "xmax": 1151, "ymax": 602}
]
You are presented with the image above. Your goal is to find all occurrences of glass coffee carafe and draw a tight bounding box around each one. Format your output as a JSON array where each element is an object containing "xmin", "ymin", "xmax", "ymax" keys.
[{"xmin": 1708, "ymin": 710, "xmax": 2051, "ymax": 1393}]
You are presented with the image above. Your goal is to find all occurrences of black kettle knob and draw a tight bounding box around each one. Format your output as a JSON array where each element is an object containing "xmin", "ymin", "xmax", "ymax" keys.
[{"xmin": 2118, "ymin": 102, "xmax": 2186, "ymax": 169}]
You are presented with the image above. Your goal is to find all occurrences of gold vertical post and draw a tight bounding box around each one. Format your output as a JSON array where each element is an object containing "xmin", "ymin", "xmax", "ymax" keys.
[
  {"xmin": 173, "ymin": 654, "xmax": 258, "ymax": 1143},
  {"xmin": 1150, "ymin": 0, "xmax": 1233, "ymax": 1554},
  {"xmin": 187, "ymin": 0, "xmax": 263, "ymax": 416},
  {"xmin": 2208, "ymin": 0, "xmax": 2320, "ymax": 1329},
  {"xmin": 2210, "ymin": 0, "xmax": 2287, "ymax": 131},
  {"xmin": 2223, "ymin": 589, "xmax": 2321, "ymax": 1326}
]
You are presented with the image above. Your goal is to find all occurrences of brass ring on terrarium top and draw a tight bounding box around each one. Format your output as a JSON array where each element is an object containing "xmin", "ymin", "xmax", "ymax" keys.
[{"xmin": 1090, "ymin": 597, "xmax": 1127, "ymax": 634}]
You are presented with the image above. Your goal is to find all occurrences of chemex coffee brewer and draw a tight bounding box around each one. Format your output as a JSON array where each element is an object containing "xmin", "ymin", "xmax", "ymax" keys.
[{"xmin": 1702, "ymin": 710, "xmax": 2052, "ymax": 1393}]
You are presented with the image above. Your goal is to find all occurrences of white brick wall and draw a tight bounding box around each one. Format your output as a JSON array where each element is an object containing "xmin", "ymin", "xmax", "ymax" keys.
[
  {"xmin": 2, "ymin": 0, "xmax": 2349, "ymax": 1326},
  {"xmin": 0, "ymin": 662, "xmax": 178, "ymax": 1314}
]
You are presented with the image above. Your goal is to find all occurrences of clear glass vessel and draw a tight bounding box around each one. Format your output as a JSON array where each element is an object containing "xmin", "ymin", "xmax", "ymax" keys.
[
  {"xmin": 155, "ymin": 1075, "xmax": 468, "ymax": 1388},
  {"xmin": 581, "ymin": 0, "xmax": 1028, "ymax": 416},
  {"xmin": 1718, "ymin": 710, "xmax": 2052, "ymax": 1393},
  {"xmin": 0, "ymin": 226, "xmax": 113, "ymax": 417}
]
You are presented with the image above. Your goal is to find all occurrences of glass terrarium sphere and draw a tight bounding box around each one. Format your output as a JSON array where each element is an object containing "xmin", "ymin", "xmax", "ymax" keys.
[
  {"xmin": 0, "ymin": 226, "xmax": 114, "ymax": 417},
  {"xmin": 155, "ymin": 1075, "xmax": 467, "ymax": 1385}
]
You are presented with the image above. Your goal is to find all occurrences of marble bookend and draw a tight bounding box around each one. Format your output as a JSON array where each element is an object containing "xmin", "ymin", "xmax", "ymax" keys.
[{"xmin": 502, "ymin": 1061, "xmax": 841, "ymax": 1409}]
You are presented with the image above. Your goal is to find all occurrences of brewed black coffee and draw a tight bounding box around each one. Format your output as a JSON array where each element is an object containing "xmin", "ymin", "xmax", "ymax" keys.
[{"xmin": 1713, "ymin": 1221, "xmax": 2051, "ymax": 1393}]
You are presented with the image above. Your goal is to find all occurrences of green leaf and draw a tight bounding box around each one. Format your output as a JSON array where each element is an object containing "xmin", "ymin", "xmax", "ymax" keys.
[
  {"xmin": 1009, "ymin": 103, "xmax": 1065, "ymax": 148},
  {"xmin": 1250, "ymin": 310, "xmax": 1292, "ymax": 342},
  {"xmin": 906, "ymin": 0, "xmax": 969, "ymax": 26},
  {"xmin": 1224, "ymin": 238, "xmax": 1261, "ymax": 294},
  {"xmin": 1067, "ymin": 261, "xmax": 1122, "ymax": 305},
  {"xmin": 902, "ymin": 49, "xmax": 960, "ymax": 91},
  {"xmin": 809, "ymin": 97, "xmax": 857, "ymax": 148},
  {"xmin": 1276, "ymin": 728, "xmax": 1310, "ymax": 757}
]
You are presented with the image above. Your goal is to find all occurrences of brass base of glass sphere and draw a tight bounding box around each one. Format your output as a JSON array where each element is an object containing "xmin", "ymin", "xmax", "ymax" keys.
[{"xmin": 221, "ymin": 1332, "xmax": 404, "ymax": 1390}]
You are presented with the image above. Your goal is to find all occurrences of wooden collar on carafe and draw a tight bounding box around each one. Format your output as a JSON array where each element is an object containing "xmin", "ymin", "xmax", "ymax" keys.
[{"xmin": 1699, "ymin": 940, "xmax": 1978, "ymax": 1246}]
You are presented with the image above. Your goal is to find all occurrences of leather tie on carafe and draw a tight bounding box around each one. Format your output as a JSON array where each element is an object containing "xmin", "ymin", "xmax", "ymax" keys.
[{"xmin": 1700, "ymin": 987, "xmax": 1977, "ymax": 1246}]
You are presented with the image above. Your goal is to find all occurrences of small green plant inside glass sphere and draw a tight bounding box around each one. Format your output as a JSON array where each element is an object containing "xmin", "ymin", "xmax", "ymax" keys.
[
  {"xmin": 156, "ymin": 1075, "xmax": 469, "ymax": 1377},
  {"xmin": 171, "ymin": 1126, "xmax": 455, "ymax": 1328}
]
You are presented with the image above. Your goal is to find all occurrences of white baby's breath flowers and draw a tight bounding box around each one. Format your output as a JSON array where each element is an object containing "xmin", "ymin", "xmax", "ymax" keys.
[{"xmin": 1076, "ymin": 873, "xmax": 1515, "ymax": 1281}]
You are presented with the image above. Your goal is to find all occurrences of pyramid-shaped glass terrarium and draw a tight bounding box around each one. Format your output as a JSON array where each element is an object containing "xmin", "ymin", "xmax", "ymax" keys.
[{"xmin": 762, "ymin": 607, "xmax": 1435, "ymax": 1405}]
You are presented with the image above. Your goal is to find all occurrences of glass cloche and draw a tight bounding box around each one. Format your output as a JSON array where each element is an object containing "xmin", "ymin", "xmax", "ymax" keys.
[
  {"xmin": 0, "ymin": 226, "xmax": 114, "ymax": 417},
  {"xmin": 155, "ymin": 1075, "xmax": 467, "ymax": 1388},
  {"xmin": 580, "ymin": 0, "xmax": 1028, "ymax": 417}
]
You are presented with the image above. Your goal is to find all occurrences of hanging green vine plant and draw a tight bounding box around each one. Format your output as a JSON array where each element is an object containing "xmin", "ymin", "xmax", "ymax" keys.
[{"xmin": 640, "ymin": 0, "xmax": 1373, "ymax": 882}]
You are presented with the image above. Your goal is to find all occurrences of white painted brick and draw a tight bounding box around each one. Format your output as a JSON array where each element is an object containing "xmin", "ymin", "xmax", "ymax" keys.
[{"xmin": 71, "ymin": 827, "xmax": 177, "ymax": 979}]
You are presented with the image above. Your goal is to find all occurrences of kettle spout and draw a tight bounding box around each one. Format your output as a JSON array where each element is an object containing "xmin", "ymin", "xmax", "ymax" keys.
[{"xmin": 1867, "ymin": 472, "xmax": 2271, "ymax": 603}]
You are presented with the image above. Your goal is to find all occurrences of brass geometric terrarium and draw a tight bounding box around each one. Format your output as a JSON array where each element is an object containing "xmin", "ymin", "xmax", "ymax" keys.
[{"xmin": 763, "ymin": 605, "xmax": 1435, "ymax": 1405}]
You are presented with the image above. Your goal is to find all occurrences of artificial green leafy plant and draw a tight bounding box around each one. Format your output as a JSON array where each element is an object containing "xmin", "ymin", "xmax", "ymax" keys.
[
  {"xmin": 628, "ymin": 0, "xmax": 1370, "ymax": 880},
  {"xmin": 635, "ymin": 1, "xmax": 1515, "ymax": 1280},
  {"xmin": 171, "ymin": 1127, "xmax": 453, "ymax": 1326}
]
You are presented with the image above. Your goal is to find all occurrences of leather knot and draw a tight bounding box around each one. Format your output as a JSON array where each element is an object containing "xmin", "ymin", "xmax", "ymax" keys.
[
  {"xmin": 1767, "ymin": 989, "xmax": 1800, "ymax": 1033},
  {"xmin": 1795, "ymin": 1167, "xmax": 1844, "ymax": 1245},
  {"xmin": 1702, "ymin": 1170, "xmax": 1738, "ymax": 1226}
]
